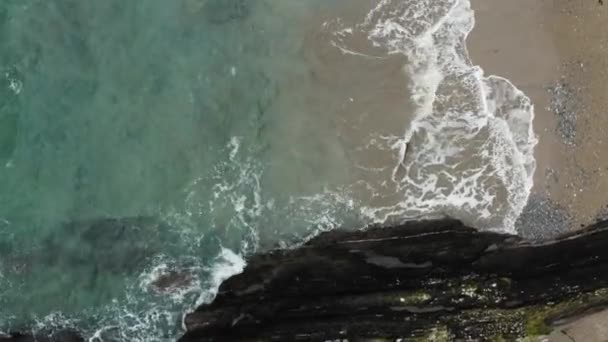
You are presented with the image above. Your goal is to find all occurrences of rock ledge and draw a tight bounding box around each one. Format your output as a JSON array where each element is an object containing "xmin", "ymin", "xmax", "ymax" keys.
[{"xmin": 179, "ymin": 219, "xmax": 608, "ymax": 341}]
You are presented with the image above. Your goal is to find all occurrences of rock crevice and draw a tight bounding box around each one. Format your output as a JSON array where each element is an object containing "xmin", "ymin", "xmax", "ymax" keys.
[{"xmin": 179, "ymin": 219, "xmax": 608, "ymax": 341}]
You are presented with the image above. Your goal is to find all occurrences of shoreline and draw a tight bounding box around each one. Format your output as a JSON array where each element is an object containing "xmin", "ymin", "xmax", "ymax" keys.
[
  {"xmin": 180, "ymin": 218, "xmax": 608, "ymax": 341},
  {"xmin": 468, "ymin": 0, "xmax": 608, "ymax": 238}
]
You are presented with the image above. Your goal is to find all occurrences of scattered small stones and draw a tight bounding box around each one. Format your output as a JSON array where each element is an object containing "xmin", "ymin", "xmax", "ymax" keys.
[
  {"xmin": 515, "ymin": 195, "xmax": 573, "ymax": 241},
  {"xmin": 544, "ymin": 167, "xmax": 559, "ymax": 187},
  {"xmin": 595, "ymin": 206, "xmax": 608, "ymax": 222},
  {"xmin": 547, "ymin": 78, "xmax": 580, "ymax": 146}
]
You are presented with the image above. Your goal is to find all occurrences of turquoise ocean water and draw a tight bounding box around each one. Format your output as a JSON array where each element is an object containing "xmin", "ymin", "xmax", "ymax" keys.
[
  {"xmin": 0, "ymin": 0, "xmax": 537, "ymax": 340},
  {"xmin": 0, "ymin": 1, "xmax": 366, "ymax": 340}
]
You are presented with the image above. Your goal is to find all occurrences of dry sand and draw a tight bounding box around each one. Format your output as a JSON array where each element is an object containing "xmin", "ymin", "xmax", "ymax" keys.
[{"xmin": 469, "ymin": 0, "xmax": 608, "ymax": 239}]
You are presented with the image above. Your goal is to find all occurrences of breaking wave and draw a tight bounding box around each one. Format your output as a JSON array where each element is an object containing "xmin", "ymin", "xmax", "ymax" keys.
[
  {"xmin": 0, "ymin": 0, "xmax": 537, "ymax": 340},
  {"xmin": 331, "ymin": 0, "xmax": 536, "ymax": 232}
]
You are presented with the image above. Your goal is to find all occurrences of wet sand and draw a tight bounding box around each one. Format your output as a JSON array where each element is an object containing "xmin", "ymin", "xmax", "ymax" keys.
[
  {"xmin": 265, "ymin": 1, "xmax": 420, "ymax": 220},
  {"xmin": 469, "ymin": 0, "xmax": 608, "ymax": 238}
]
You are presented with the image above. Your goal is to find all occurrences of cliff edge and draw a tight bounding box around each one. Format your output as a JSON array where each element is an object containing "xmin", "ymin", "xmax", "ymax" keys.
[{"xmin": 179, "ymin": 219, "xmax": 608, "ymax": 341}]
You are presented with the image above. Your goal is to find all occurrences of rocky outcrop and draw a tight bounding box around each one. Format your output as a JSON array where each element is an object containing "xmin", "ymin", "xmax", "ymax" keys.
[
  {"xmin": 5, "ymin": 218, "xmax": 608, "ymax": 341},
  {"xmin": 179, "ymin": 219, "xmax": 608, "ymax": 341}
]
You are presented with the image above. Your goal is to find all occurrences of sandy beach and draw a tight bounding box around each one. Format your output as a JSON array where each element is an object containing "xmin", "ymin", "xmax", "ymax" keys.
[{"xmin": 469, "ymin": 0, "xmax": 608, "ymax": 239}]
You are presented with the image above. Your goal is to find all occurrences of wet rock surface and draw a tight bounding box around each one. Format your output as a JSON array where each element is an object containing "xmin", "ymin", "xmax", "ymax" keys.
[
  {"xmin": 5, "ymin": 218, "xmax": 608, "ymax": 341},
  {"xmin": 179, "ymin": 218, "xmax": 608, "ymax": 341}
]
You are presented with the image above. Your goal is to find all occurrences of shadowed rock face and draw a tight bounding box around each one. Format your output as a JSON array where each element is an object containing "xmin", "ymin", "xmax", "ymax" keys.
[
  {"xmin": 179, "ymin": 219, "xmax": 608, "ymax": 341},
  {"xmin": 5, "ymin": 218, "xmax": 608, "ymax": 341}
]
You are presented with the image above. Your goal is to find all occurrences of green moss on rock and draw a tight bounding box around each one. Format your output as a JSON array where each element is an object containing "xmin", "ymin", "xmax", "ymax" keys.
[{"xmin": 524, "ymin": 309, "xmax": 552, "ymax": 336}]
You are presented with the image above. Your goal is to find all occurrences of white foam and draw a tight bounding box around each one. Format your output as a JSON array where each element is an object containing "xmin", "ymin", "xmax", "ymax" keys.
[
  {"xmin": 332, "ymin": 0, "xmax": 537, "ymax": 232},
  {"xmin": 138, "ymin": 260, "xmax": 202, "ymax": 304},
  {"xmin": 228, "ymin": 136, "xmax": 241, "ymax": 161},
  {"xmin": 5, "ymin": 71, "xmax": 22, "ymax": 95},
  {"xmin": 30, "ymin": 312, "xmax": 78, "ymax": 336},
  {"xmin": 195, "ymin": 247, "xmax": 246, "ymax": 306},
  {"xmin": 88, "ymin": 302, "xmax": 176, "ymax": 342}
]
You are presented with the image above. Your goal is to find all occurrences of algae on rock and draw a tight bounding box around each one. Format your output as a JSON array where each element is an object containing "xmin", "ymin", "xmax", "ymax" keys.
[{"xmin": 179, "ymin": 219, "xmax": 608, "ymax": 341}]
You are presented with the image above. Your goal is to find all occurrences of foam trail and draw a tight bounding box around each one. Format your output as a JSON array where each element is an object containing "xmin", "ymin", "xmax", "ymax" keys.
[
  {"xmin": 0, "ymin": 1, "xmax": 539, "ymax": 340},
  {"xmin": 195, "ymin": 247, "xmax": 246, "ymax": 307},
  {"xmin": 334, "ymin": 0, "xmax": 537, "ymax": 232}
]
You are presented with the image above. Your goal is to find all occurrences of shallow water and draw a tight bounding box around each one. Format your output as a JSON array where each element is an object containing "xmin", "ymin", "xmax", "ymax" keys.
[{"xmin": 0, "ymin": 0, "xmax": 536, "ymax": 340}]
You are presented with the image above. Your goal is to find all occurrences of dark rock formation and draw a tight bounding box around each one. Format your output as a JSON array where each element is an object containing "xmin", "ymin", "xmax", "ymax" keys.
[
  {"xmin": 0, "ymin": 330, "xmax": 83, "ymax": 342},
  {"xmin": 150, "ymin": 269, "xmax": 196, "ymax": 294},
  {"xmin": 179, "ymin": 219, "xmax": 608, "ymax": 341}
]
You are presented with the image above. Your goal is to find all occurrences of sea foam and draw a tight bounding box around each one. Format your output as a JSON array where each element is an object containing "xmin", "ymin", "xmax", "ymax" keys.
[
  {"xmin": 332, "ymin": 0, "xmax": 536, "ymax": 232},
  {"xmin": 0, "ymin": 1, "xmax": 538, "ymax": 340}
]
